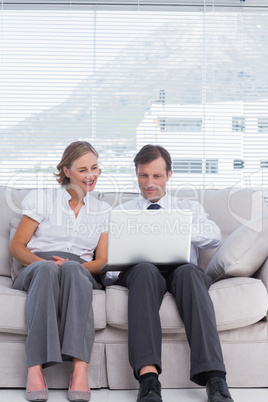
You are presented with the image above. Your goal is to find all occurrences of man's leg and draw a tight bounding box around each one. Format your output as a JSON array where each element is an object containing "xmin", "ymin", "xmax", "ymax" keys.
[
  {"xmin": 166, "ymin": 263, "xmax": 225, "ymax": 384},
  {"xmin": 117, "ymin": 262, "xmax": 166, "ymax": 376},
  {"xmin": 117, "ymin": 262, "xmax": 166, "ymax": 401},
  {"xmin": 166, "ymin": 264, "xmax": 234, "ymax": 401}
]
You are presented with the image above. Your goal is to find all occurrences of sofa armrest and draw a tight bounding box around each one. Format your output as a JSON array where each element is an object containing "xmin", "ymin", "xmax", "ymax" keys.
[{"xmin": 253, "ymin": 258, "xmax": 268, "ymax": 291}]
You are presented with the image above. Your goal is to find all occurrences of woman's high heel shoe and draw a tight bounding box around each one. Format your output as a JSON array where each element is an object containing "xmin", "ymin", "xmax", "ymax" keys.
[
  {"xmin": 26, "ymin": 387, "xmax": 49, "ymax": 402},
  {"xmin": 26, "ymin": 373, "xmax": 48, "ymax": 402},
  {"xmin": 68, "ymin": 376, "xmax": 91, "ymax": 402}
]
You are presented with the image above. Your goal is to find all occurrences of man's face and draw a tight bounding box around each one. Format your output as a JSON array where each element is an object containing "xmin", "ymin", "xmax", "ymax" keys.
[{"xmin": 136, "ymin": 156, "xmax": 172, "ymax": 202}]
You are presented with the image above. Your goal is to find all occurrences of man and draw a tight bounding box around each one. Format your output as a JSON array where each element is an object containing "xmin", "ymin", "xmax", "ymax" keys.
[{"xmin": 113, "ymin": 144, "xmax": 234, "ymax": 402}]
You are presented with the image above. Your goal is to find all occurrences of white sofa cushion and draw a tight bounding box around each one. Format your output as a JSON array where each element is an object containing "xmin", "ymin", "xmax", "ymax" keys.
[
  {"xmin": 206, "ymin": 215, "xmax": 268, "ymax": 282},
  {"xmin": 210, "ymin": 277, "xmax": 268, "ymax": 331},
  {"xmin": 106, "ymin": 277, "xmax": 268, "ymax": 333},
  {"xmin": 0, "ymin": 286, "xmax": 107, "ymax": 334}
]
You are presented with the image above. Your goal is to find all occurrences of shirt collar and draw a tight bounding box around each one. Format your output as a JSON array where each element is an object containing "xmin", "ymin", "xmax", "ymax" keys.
[
  {"xmin": 137, "ymin": 193, "xmax": 169, "ymax": 209},
  {"xmin": 62, "ymin": 186, "xmax": 90, "ymax": 205}
]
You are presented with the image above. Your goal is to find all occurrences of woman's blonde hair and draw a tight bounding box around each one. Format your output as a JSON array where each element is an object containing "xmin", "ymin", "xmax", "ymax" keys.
[{"xmin": 55, "ymin": 141, "xmax": 99, "ymax": 186}]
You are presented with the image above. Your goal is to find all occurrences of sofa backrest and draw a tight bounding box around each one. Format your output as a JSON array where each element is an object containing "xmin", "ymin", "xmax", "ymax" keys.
[{"xmin": 0, "ymin": 186, "xmax": 266, "ymax": 277}]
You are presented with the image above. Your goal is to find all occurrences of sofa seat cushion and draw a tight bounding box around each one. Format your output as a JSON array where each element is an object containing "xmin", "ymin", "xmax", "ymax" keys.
[
  {"xmin": 106, "ymin": 277, "xmax": 268, "ymax": 333},
  {"xmin": 0, "ymin": 276, "xmax": 13, "ymax": 288},
  {"xmin": 0, "ymin": 286, "xmax": 107, "ymax": 334}
]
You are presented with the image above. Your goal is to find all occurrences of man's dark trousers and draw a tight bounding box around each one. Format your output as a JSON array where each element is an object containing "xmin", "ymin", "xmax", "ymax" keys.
[{"xmin": 117, "ymin": 262, "xmax": 226, "ymax": 386}]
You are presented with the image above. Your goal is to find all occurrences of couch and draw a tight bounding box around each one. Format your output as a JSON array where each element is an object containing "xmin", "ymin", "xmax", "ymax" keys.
[{"xmin": 0, "ymin": 185, "xmax": 268, "ymax": 390}]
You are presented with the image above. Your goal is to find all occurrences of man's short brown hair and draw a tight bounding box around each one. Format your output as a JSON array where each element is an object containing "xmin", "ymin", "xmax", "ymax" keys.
[{"xmin": 134, "ymin": 144, "xmax": 172, "ymax": 174}]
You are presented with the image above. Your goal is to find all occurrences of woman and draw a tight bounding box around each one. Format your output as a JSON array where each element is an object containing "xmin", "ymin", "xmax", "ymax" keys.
[{"xmin": 9, "ymin": 141, "xmax": 109, "ymax": 402}]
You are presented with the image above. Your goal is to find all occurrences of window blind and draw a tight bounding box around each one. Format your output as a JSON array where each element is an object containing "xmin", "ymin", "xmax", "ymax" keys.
[{"xmin": 1, "ymin": 1, "xmax": 268, "ymax": 193}]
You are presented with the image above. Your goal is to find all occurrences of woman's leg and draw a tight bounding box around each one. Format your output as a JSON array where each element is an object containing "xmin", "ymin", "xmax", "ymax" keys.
[
  {"xmin": 13, "ymin": 260, "xmax": 62, "ymax": 392},
  {"xmin": 58, "ymin": 261, "xmax": 97, "ymax": 391},
  {"xmin": 26, "ymin": 365, "xmax": 46, "ymax": 393},
  {"xmin": 70, "ymin": 358, "xmax": 90, "ymax": 392}
]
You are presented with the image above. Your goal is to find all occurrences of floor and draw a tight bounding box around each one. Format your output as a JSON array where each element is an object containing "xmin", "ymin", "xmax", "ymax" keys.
[{"xmin": 0, "ymin": 387, "xmax": 268, "ymax": 401}]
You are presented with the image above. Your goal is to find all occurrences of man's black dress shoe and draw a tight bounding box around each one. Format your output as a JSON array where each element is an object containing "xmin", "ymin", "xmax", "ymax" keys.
[
  {"xmin": 206, "ymin": 377, "xmax": 234, "ymax": 402},
  {"xmin": 136, "ymin": 376, "xmax": 162, "ymax": 402}
]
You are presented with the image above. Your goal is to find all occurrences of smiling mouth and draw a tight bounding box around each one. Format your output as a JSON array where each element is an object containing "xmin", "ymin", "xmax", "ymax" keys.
[{"xmin": 83, "ymin": 180, "xmax": 95, "ymax": 186}]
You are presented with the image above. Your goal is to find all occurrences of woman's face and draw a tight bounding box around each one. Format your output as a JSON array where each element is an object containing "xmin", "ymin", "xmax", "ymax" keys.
[{"xmin": 63, "ymin": 151, "xmax": 100, "ymax": 195}]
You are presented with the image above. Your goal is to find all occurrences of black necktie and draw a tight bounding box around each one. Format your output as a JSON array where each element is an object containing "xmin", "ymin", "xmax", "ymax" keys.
[{"xmin": 147, "ymin": 203, "xmax": 161, "ymax": 210}]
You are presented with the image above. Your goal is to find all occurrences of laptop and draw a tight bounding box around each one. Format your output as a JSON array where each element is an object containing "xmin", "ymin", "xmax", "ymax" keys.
[{"xmin": 101, "ymin": 209, "xmax": 193, "ymax": 272}]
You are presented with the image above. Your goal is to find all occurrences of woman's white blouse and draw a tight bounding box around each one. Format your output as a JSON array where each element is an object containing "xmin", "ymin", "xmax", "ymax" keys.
[{"xmin": 22, "ymin": 187, "xmax": 110, "ymax": 262}]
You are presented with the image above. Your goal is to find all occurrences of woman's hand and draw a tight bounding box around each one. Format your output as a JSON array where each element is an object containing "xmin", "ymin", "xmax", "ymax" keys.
[{"xmin": 51, "ymin": 256, "xmax": 69, "ymax": 267}]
